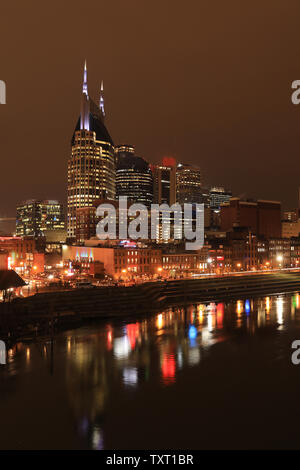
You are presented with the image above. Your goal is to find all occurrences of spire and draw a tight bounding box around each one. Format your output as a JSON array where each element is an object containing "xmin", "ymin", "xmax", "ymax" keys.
[
  {"xmin": 80, "ymin": 60, "xmax": 90, "ymax": 130},
  {"xmin": 82, "ymin": 60, "xmax": 88, "ymax": 96},
  {"xmin": 99, "ymin": 80, "xmax": 105, "ymax": 119}
]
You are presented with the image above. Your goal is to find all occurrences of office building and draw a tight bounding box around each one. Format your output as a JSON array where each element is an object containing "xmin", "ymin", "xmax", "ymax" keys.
[
  {"xmin": 116, "ymin": 150, "xmax": 153, "ymax": 208},
  {"xmin": 16, "ymin": 199, "xmax": 64, "ymax": 238},
  {"xmin": 152, "ymin": 157, "xmax": 176, "ymax": 205},
  {"xmin": 209, "ymin": 187, "xmax": 232, "ymax": 209},
  {"xmin": 115, "ymin": 144, "xmax": 135, "ymax": 163},
  {"xmin": 176, "ymin": 163, "xmax": 202, "ymax": 204},
  {"xmin": 67, "ymin": 62, "xmax": 116, "ymax": 237}
]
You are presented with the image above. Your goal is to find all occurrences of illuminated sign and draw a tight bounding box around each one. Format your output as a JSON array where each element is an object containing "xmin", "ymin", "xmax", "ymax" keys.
[{"xmin": 119, "ymin": 240, "xmax": 137, "ymax": 248}]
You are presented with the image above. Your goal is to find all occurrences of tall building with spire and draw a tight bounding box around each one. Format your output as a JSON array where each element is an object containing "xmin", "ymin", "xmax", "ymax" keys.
[{"xmin": 67, "ymin": 62, "xmax": 116, "ymax": 237}]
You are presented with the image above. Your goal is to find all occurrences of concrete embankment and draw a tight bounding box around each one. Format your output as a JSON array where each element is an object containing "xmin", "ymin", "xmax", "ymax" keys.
[{"xmin": 1, "ymin": 271, "xmax": 300, "ymax": 341}]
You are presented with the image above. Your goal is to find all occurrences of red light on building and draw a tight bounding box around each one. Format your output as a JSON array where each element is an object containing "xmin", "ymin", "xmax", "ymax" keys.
[{"xmin": 162, "ymin": 156, "xmax": 176, "ymax": 168}]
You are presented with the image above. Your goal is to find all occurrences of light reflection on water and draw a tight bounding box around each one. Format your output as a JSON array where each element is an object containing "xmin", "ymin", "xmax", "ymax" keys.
[{"xmin": 1, "ymin": 293, "xmax": 300, "ymax": 450}]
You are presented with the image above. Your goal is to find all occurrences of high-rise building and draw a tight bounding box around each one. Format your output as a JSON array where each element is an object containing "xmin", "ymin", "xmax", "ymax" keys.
[
  {"xmin": 283, "ymin": 210, "xmax": 298, "ymax": 222},
  {"xmin": 199, "ymin": 187, "xmax": 211, "ymax": 207},
  {"xmin": 220, "ymin": 198, "xmax": 282, "ymax": 238},
  {"xmin": 176, "ymin": 163, "xmax": 202, "ymax": 204},
  {"xmin": 116, "ymin": 148, "xmax": 153, "ymax": 208},
  {"xmin": 115, "ymin": 144, "xmax": 135, "ymax": 163},
  {"xmin": 209, "ymin": 187, "xmax": 232, "ymax": 209},
  {"xmin": 75, "ymin": 206, "xmax": 97, "ymax": 244},
  {"xmin": 16, "ymin": 199, "xmax": 65, "ymax": 237},
  {"xmin": 75, "ymin": 198, "xmax": 138, "ymax": 244},
  {"xmin": 152, "ymin": 157, "xmax": 176, "ymax": 205},
  {"xmin": 67, "ymin": 62, "xmax": 116, "ymax": 238}
]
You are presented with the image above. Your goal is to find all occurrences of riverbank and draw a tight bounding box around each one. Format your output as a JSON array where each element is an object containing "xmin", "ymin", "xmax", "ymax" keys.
[{"xmin": 1, "ymin": 270, "xmax": 300, "ymax": 343}]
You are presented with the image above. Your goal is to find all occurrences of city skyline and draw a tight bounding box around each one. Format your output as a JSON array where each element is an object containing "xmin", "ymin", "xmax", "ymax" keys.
[
  {"xmin": 3, "ymin": 2, "xmax": 300, "ymax": 453},
  {"xmin": 2, "ymin": 1, "xmax": 300, "ymax": 227},
  {"xmin": 2, "ymin": 54, "xmax": 299, "ymax": 235}
]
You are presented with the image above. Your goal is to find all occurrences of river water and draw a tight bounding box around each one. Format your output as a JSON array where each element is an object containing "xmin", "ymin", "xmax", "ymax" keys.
[{"xmin": 1, "ymin": 293, "xmax": 300, "ymax": 449}]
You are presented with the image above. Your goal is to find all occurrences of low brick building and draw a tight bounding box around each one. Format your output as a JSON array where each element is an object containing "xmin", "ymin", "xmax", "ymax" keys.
[{"xmin": 62, "ymin": 244, "xmax": 162, "ymax": 278}]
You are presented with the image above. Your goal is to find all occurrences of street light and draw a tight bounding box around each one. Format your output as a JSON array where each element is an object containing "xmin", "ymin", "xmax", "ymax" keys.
[
  {"xmin": 276, "ymin": 254, "xmax": 283, "ymax": 270},
  {"xmin": 207, "ymin": 258, "xmax": 213, "ymax": 275}
]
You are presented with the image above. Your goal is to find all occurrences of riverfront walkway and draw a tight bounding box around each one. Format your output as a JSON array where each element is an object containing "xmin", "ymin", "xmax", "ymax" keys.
[{"xmin": 1, "ymin": 270, "xmax": 300, "ymax": 343}]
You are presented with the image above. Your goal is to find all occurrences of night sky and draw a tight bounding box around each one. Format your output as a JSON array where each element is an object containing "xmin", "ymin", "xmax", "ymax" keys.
[{"xmin": 1, "ymin": 0, "xmax": 300, "ymax": 231}]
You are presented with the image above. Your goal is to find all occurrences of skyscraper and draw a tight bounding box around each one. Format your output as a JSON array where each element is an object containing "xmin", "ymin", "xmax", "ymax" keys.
[
  {"xmin": 176, "ymin": 163, "xmax": 202, "ymax": 204},
  {"xmin": 16, "ymin": 199, "xmax": 65, "ymax": 237},
  {"xmin": 115, "ymin": 144, "xmax": 135, "ymax": 163},
  {"xmin": 209, "ymin": 187, "xmax": 232, "ymax": 209},
  {"xmin": 116, "ymin": 146, "xmax": 153, "ymax": 208},
  {"xmin": 67, "ymin": 62, "xmax": 116, "ymax": 237},
  {"xmin": 152, "ymin": 157, "xmax": 176, "ymax": 205}
]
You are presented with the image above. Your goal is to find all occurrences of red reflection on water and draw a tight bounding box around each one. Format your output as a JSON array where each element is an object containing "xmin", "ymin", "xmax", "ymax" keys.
[
  {"xmin": 162, "ymin": 353, "xmax": 176, "ymax": 385},
  {"xmin": 126, "ymin": 323, "xmax": 139, "ymax": 350},
  {"xmin": 217, "ymin": 303, "xmax": 224, "ymax": 328}
]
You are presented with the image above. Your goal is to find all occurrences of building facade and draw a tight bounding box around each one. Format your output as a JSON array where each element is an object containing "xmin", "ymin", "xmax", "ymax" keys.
[
  {"xmin": 282, "ymin": 220, "xmax": 300, "ymax": 238},
  {"xmin": 115, "ymin": 144, "xmax": 135, "ymax": 162},
  {"xmin": 220, "ymin": 198, "xmax": 281, "ymax": 238},
  {"xmin": 290, "ymin": 237, "xmax": 300, "ymax": 267},
  {"xmin": 67, "ymin": 62, "xmax": 116, "ymax": 238},
  {"xmin": 75, "ymin": 206, "xmax": 97, "ymax": 244},
  {"xmin": 116, "ymin": 151, "xmax": 153, "ymax": 208},
  {"xmin": 268, "ymin": 238, "xmax": 291, "ymax": 268},
  {"xmin": 209, "ymin": 187, "xmax": 232, "ymax": 209},
  {"xmin": 161, "ymin": 250, "xmax": 208, "ymax": 276},
  {"xmin": 62, "ymin": 244, "xmax": 162, "ymax": 278},
  {"xmin": 283, "ymin": 210, "xmax": 298, "ymax": 222},
  {"xmin": 176, "ymin": 163, "xmax": 202, "ymax": 204},
  {"xmin": 75, "ymin": 199, "xmax": 141, "ymax": 245},
  {"xmin": 0, "ymin": 236, "xmax": 44, "ymax": 272},
  {"xmin": 152, "ymin": 157, "xmax": 176, "ymax": 206},
  {"xmin": 16, "ymin": 200, "xmax": 64, "ymax": 238}
]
